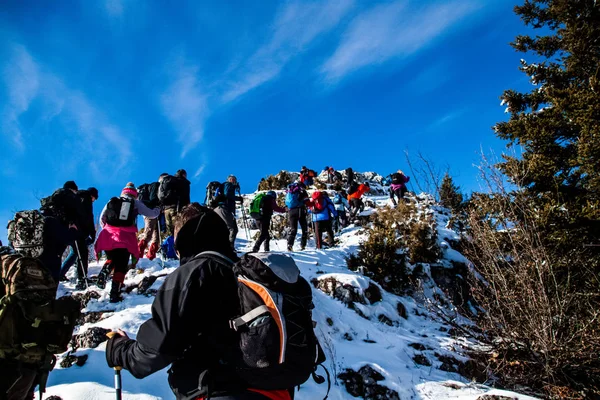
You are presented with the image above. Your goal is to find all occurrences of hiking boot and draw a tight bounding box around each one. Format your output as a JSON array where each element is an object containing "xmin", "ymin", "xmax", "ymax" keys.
[
  {"xmin": 147, "ymin": 242, "xmax": 158, "ymax": 261},
  {"xmin": 138, "ymin": 240, "xmax": 147, "ymax": 258},
  {"xmin": 96, "ymin": 263, "xmax": 112, "ymax": 289},
  {"xmin": 59, "ymin": 275, "xmax": 69, "ymax": 282},
  {"xmin": 109, "ymin": 282, "xmax": 123, "ymax": 303},
  {"xmin": 75, "ymin": 279, "xmax": 88, "ymax": 291}
]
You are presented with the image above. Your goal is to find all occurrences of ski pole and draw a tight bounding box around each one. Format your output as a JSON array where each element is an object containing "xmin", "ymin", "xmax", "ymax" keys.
[
  {"xmin": 106, "ymin": 332, "xmax": 123, "ymax": 400},
  {"xmin": 74, "ymin": 241, "xmax": 89, "ymax": 289},
  {"xmin": 156, "ymin": 215, "xmax": 165, "ymax": 269}
]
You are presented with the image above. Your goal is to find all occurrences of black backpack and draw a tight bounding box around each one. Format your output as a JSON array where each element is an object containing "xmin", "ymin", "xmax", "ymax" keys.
[
  {"xmin": 104, "ymin": 197, "xmax": 136, "ymax": 227},
  {"xmin": 196, "ymin": 252, "xmax": 328, "ymax": 394},
  {"xmin": 345, "ymin": 167, "xmax": 354, "ymax": 181},
  {"xmin": 138, "ymin": 182, "xmax": 160, "ymax": 209},
  {"xmin": 231, "ymin": 252, "xmax": 326, "ymax": 389},
  {"xmin": 391, "ymin": 173, "xmax": 402, "ymax": 185},
  {"xmin": 205, "ymin": 181, "xmax": 225, "ymax": 208},
  {"xmin": 40, "ymin": 189, "xmax": 79, "ymax": 224},
  {"xmin": 158, "ymin": 175, "xmax": 179, "ymax": 207},
  {"xmin": 348, "ymin": 182, "xmax": 359, "ymax": 196}
]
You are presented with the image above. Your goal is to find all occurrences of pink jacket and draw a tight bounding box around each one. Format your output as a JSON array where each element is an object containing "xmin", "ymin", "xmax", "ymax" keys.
[
  {"xmin": 95, "ymin": 224, "xmax": 140, "ymax": 258},
  {"xmin": 94, "ymin": 197, "xmax": 160, "ymax": 259}
]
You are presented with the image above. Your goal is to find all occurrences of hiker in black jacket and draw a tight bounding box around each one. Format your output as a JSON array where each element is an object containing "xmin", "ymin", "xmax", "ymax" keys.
[
  {"xmin": 59, "ymin": 187, "xmax": 98, "ymax": 288},
  {"xmin": 105, "ymin": 203, "xmax": 293, "ymax": 399}
]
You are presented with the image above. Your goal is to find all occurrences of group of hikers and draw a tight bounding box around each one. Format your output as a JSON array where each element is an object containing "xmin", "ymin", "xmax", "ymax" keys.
[{"xmin": 0, "ymin": 166, "xmax": 410, "ymax": 400}]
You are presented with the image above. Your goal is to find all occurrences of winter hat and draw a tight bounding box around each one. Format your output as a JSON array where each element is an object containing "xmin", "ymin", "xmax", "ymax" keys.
[
  {"xmin": 176, "ymin": 169, "xmax": 187, "ymax": 179},
  {"xmin": 121, "ymin": 182, "xmax": 138, "ymax": 198},
  {"xmin": 88, "ymin": 187, "xmax": 99, "ymax": 199},
  {"xmin": 174, "ymin": 206, "xmax": 235, "ymax": 261},
  {"xmin": 63, "ymin": 181, "xmax": 78, "ymax": 191}
]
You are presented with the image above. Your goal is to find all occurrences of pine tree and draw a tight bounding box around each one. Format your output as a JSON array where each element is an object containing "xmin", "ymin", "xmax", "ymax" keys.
[
  {"xmin": 495, "ymin": 0, "xmax": 600, "ymax": 247},
  {"xmin": 439, "ymin": 173, "xmax": 463, "ymax": 211}
]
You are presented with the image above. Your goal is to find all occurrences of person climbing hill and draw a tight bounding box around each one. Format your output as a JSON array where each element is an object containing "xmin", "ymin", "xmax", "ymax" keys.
[
  {"xmin": 250, "ymin": 191, "xmax": 286, "ymax": 252},
  {"xmin": 348, "ymin": 182, "xmax": 370, "ymax": 220},
  {"xmin": 389, "ymin": 170, "xmax": 410, "ymax": 205},
  {"xmin": 95, "ymin": 183, "xmax": 160, "ymax": 302},
  {"xmin": 285, "ymin": 181, "xmax": 309, "ymax": 251},
  {"xmin": 307, "ymin": 191, "xmax": 337, "ymax": 249}
]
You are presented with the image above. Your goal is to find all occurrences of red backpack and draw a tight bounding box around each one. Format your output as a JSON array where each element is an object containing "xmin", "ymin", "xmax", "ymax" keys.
[{"xmin": 312, "ymin": 192, "xmax": 327, "ymax": 212}]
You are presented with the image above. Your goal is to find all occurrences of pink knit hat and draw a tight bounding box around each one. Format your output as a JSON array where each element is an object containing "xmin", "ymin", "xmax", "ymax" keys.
[{"xmin": 121, "ymin": 182, "xmax": 138, "ymax": 198}]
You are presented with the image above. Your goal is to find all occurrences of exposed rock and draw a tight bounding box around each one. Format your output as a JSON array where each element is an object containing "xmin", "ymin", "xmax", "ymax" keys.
[
  {"xmin": 409, "ymin": 343, "xmax": 427, "ymax": 351},
  {"xmin": 45, "ymin": 397, "xmax": 63, "ymax": 400},
  {"xmin": 315, "ymin": 277, "xmax": 381, "ymax": 307},
  {"xmin": 397, "ymin": 302, "xmax": 408, "ymax": 319},
  {"xmin": 435, "ymin": 353, "xmax": 463, "ymax": 373},
  {"xmin": 343, "ymin": 332, "xmax": 354, "ymax": 341},
  {"xmin": 430, "ymin": 261, "xmax": 474, "ymax": 311},
  {"xmin": 413, "ymin": 354, "xmax": 431, "ymax": 366},
  {"xmin": 363, "ymin": 338, "xmax": 377, "ymax": 344},
  {"xmin": 377, "ymin": 314, "xmax": 395, "ymax": 326},
  {"xmin": 477, "ymin": 396, "xmax": 517, "ymax": 400},
  {"xmin": 338, "ymin": 365, "xmax": 400, "ymax": 400},
  {"xmin": 76, "ymin": 311, "xmax": 106, "ymax": 326},
  {"xmin": 326, "ymin": 317, "xmax": 334, "ymax": 326},
  {"xmin": 60, "ymin": 353, "xmax": 88, "ymax": 368},
  {"xmin": 71, "ymin": 291, "xmax": 101, "ymax": 308},
  {"xmin": 71, "ymin": 327, "xmax": 111, "ymax": 350}
]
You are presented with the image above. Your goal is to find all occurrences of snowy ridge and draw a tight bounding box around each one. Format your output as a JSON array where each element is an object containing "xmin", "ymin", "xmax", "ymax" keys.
[{"xmin": 44, "ymin": 190, "xmax": 538, "ymax": 399}]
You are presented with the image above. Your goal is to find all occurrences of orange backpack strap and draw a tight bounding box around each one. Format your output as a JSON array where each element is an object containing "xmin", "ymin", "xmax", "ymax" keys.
[{"xmin": 232, "ymin": 276, "xmax": 287, "ymax": 364}]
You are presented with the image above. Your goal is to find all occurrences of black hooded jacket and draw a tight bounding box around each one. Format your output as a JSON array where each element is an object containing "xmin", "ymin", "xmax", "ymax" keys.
[{"xmin": 106, "ymin": 207, "xmax": 245, "ymax": 398}]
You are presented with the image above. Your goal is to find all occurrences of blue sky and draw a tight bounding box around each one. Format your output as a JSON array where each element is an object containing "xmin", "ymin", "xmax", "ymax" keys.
[{"xmin": 0, "ymin": 0, "xmax": 531, "ymax": 241}]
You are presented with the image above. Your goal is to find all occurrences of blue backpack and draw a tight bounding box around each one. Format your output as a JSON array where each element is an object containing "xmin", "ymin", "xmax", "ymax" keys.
[
  {"xmin": 285, "ymin": 183, "xmax": 305, "ymax": 209},
  {"xmin": 382, "ymin": 176, "xmax": 391, "ymax": 186},
  {"xmin": 161, "ymin": 235, "xmax": 178, "ymax": 259},
  {"xmin": 333, "ymin": 193, "xmax": 343, "ymax": 205}
]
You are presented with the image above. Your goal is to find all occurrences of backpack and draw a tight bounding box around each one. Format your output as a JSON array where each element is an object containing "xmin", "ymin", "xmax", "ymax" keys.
[
  {"xmin": 0, "ymin": 253, "xmax": 80, "ymax": 370},
  {"xmin": 40, "ymin": 189, "xmax": 79, "ymax": 224},
  {"xmin": 348, "ymin": 182, "xmax": 359, "ymax": 196},
  {"xmin": 7, "ymin": 210, "xmax": 46, "ymax": 258},
  {"xmin": 391, "ymin": 173, "xmax": 404, "ymax": 185},
  {"xmin": 249, "ymin": 193, "xmax": 267, "ymax": 219},
  {"xmin": 333, "ymin": 193, "xmax": 342, "ymax": 205},
  {"xmin": 161, "ymin": 236, "xmax": 177, "ymax": 259},
  {"xmin": 312, "ymin": 192, "xmax": 327, "ymax": 212},
  {"xmin": 382, "ymin": 176, "xmax": 391, "ymax": 186},
  {"xmin": 345, "ymin": 168, "xmax": 354, "ymax": 180},
  {"xmin": 201, "ymin": 252, "xmax": 327, "ymax": 391},
  {"xmin": 285, "ymin": 184, "xmax": 305, "ymax": 209},
  {"xmin": 138, "ymin": 182, "xmax": 160, "ymax": 209},
  {"xmin": 307, "ymin": 169, "xmax": 317, "ymax": 178},
  {"xmin": 205, "ymin": 181, "xmax": 224, "ymax": 208},
  {"xmin": 104, "ymin": 197, "xmax": 136, "ymax": 227},
  {"xmin": 158, "ymin": 175, "xmax": 179, "ymax": 206}
]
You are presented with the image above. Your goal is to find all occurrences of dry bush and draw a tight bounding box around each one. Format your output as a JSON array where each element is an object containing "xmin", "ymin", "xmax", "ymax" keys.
[
  {"xmin": 257, "ymin": 171, "xmax": 293, "ymax": 190},
  {"xmin": 465, "ymin": 156, "xmax": 600, "ymax": 398},
  {"xmin": 347, "ymin": 203, "xmax": 441, "ymax": 294}
]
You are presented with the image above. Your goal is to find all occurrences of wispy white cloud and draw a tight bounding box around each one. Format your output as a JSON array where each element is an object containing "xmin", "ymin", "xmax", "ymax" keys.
[
  {"xmin": 1, "ymin": 44, "xmax": 132, "ymax": 178},
  {"xmin": 160, "ymin": 62, "xmax": 208, "ymax": 159},
  {"xmin": 1, "ymin": 44, "xmax": 40, "ymax": 150},
  {"xmin": 321, "ymin": 1, "xmax": 479, "ymax": 83},
  {"xmin": 429, "ymin": 108, "xmax": 467, "ymax": 128},
  {"xmin": 221, "ymin": 0, "xmax": 353, "ymax": 103},
  {"xmin": 193, "ymin": 163, "xmax": 206, "ymax": 179}
]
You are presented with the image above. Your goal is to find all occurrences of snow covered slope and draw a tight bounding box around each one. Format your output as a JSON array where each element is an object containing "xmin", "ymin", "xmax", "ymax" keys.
[{"xmin": 43, "ymin": 191, "xmax": 538, "ymax": 400}]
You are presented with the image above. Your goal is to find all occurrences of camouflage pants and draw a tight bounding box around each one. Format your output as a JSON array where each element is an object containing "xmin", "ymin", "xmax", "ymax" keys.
[
  {"xmin": 164, "ymin": 208, "xmax": 178, "ymax": 237},
  {"xmin": 141, "ymin": 216, "xmax": 159, "ymax": 246}
]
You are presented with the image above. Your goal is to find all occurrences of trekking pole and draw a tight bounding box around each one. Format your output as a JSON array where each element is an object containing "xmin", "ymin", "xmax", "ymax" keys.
[
  {"xmin": 74, "ymin": 241, "xmax": 90, "ymax": 289},
  {"xmin": 238, "ymin": 190, "xmax": 251, "ymax": 240},
  {"xmin": 106, "ymin": 332, "xmax": 123, "ymax": 400},
  {"xmin": 156, "ymin": 216, "xmax": 165, "ymax": 269}
]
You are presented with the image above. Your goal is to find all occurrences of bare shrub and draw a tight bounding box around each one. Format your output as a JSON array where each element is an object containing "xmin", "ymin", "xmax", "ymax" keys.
[{"xmin": 465, "ymin": 153, "xmax": 600, "ymax": 397}]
